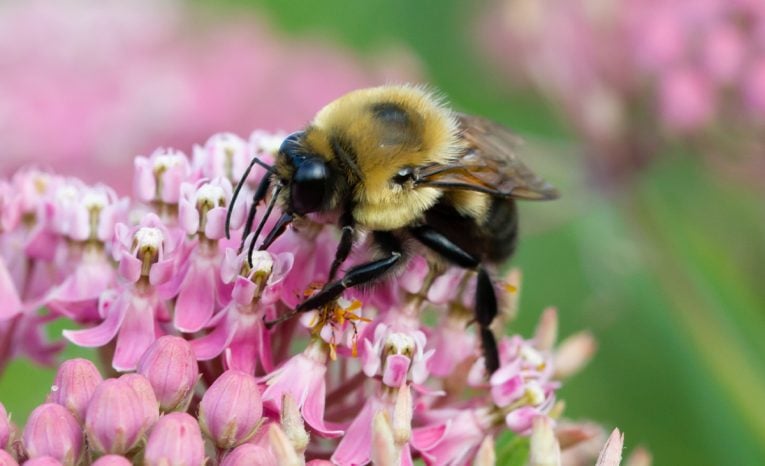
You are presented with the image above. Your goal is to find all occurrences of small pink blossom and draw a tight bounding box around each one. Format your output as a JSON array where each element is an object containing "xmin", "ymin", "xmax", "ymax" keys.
[
  {"xmin": 134, "ymin": 149, "xmax": 192, "ymax": 206},
  {"xmin": 261, "ymin": 340, "xmax": 342, "ymax": 438},
  {"xmin": 137, "ymin": 336, "xmax": 199, "ymax": 412},
  {"xmin": 47, "ymin": 358, "xmax": 103, "ymax": 422}
]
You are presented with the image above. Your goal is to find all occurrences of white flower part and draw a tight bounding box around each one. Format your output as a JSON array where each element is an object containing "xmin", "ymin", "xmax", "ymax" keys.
[
  {"xmin": 249, "ymin": 250, "xmax": 274, "ymax": 277},
  {"xmin": 386, "ymin": 332, "xmax": 416, "ymax": 355},
  {"xmin": 251, "ymin": 130, "xmax": 286, "ymax": 155},
  {"xmin": 56, "ymin": 184, "xmax": 79, "ymax": 205},
  {"xmin": 520, "ymin": 344, "xmax": 546, "ymax": 369},
  {"xmin": 525, "ymin": 381, "xmax": 546, "ymax": 406},
  {"xmin": 82, "ymin": 190, "xmax": 108, "ymax": 210},
  {"xmin": 196, "ymin": 182, "xmax": 226, "ymax": 207},
  {"xmin": 362, "ymin": 324, "xmax": 389, "ymax": 377},
  {"xmin": 153, "ymin": 151, "xmax": 186, "ymax": 170},
  {"xmin": 134, "ymin": 227, "xmax": 163, "ymax": 250},
  {"xmin": 410, "ymin": 330, "xmax": 434, "ymax": 384}
]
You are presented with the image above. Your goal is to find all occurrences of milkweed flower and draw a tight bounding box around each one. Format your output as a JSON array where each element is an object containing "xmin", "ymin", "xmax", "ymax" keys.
[{"xmin": 0, "ymin": 130, "xmax": 631, "ymax": 465}]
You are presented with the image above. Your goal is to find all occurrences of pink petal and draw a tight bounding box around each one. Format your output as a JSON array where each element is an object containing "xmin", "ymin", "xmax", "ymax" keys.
[
  {"xmin": 174, "ymin": 261, "xmax": 216, "ymax": 333},
  {"xmin": 331, "ymin": 400, "xmax": 375, "ymax": 465},
  {"xmin": 411, "ymin": 423, "xmax": 448, "ymax": 451},
  {"xmin": 491, "ymin": 374, "xmax": 525, "ymax": 407},
  {"xmin": 63, "ymin": 297, "xmax": 127, "ymax": 347},
  {"xmin": 178, "ymin": 196, "xmax": 200, "ymax": 235},
  {"xmin": 190, "ymin": 319, "xmax": 236, "ymax": 360},
  {"xmin": 134, "ymin": 158, "xmax": 156, "ymax": 203},
  {"xmin": 302, "ymin": 377, "xmax": 343, "ymax": 438},
  {"xmin": 149, "ymin": 258, "xmax": 175, "ymax": 286},
  {"xmin": 382, "ymin": 354, "xmax": 411, "ymax": 387},
  {"xmin": 118, "ymin": 255, "xmax": 142, "ymax": 283},
  {"xmin": 232, "ymin": 277, "xmax": 257, "ymax": 305},
  {"xmin": 204, "ymin": 207, "xmax": 227, "ymax": 240},
  {"xmin": 112, "ymin": 298, "xmax": 160, "ymax": 371},
  {"xmin": 0, "ymin": 258, "xmax": 22, "ymax": 320},
  {"xmin": 505, "ymin": 406, "xmax": 541, "ymax": 435}
]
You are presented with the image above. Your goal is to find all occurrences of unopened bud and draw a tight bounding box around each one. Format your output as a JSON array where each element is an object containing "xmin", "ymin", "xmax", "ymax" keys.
[
  {"xmin": 23, "ymin": 403, "xmax": 82, "ymax": 466},
  {"xmin": 596, "ymin": 428, "xmax": 624, "ymax": 466},
  {"xmin": 534, "ymin": 307, "xmax": 558, "ymax": 351},
  {"xmin": 22, "ymin": 457, "xmax": 62, "ymax": 466},
  {"xmin": 144, "ymin": 412, "xmax": 205, "ymax": 466},
  {"xmin": 529, "ymin": 416, "xmax": 561, "ymax": 466},
  {"xmin": 626, "ymin": 446, "xmax": 652, "ymax": 466},
  {"xmin": 137, "ymin": 336, "xmax": 199, "ymax": 412},
  {"xmin": 0, "ymin": 402, "xmax": 9, "ymax": 449},
  {"xmin": 269, "ymin": 424, "xmax": 301, "ymax": 466},
  {"xmin": 85, "ymin": 379, "xmax": 150, "ymax": 454},
  {"xmin": 199, "ymin": 370, "xmax": 263, "ymax": 449},
  {"xmin": 392, "ymin": 384, "xmax": 412, "ymax": 446},
  {"xmin": 221, "ymin": 443, "xmax": 277, "ymax": 466},
  {"xmin": 92, "ymin": 455, "xmax": 132, "ymax": 466},
  {"xmin": 119, "ymin": 373, "xmax": 160, "ymax": 431},
  {"xmin": 474, "ymin": 435, "xmax": 496, "ymax": 466},
  {"xmin": 0, "ymin": 450, "xmax": 18, "ymax": 466},
  {"xmin": 554, "ymin": 332, "xmax": 597, "ymax": 379},
  {"xmin": 281, "ymin": 394, "xmax": 309, "ymax": 454},
  {"xmin": 371, "ymin": 412, "xmax": 396, "ymax": 466},
  {"xmin": 48, "ymin": 358, "xmax": 103, "ymax": 422}
]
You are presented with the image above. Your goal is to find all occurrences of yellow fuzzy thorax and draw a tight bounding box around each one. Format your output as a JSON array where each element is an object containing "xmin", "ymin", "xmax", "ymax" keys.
[{"xmin": 304, "ymin": 85, "xmax": 464, "ymax": 230}]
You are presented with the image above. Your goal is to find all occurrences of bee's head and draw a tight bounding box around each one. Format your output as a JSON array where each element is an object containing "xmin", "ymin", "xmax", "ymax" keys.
[{"xmin": 278, "ymin": 132, "xmax": 331, "ymax": 215}]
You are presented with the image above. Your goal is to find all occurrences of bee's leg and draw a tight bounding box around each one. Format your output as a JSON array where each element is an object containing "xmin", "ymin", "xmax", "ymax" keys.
[
  {"xmin": 232, "ymin": 173, "xmax": 272, "ymax": 253},
  {"xmin": 409, "ymin": 225, "xmax": 500, "ymax": 374},
  {"xmin": 298, "ymin": 231, "xmax": 402, "ymax": 311},
  {"xmin": 327, "ymin": 211, "xmax": 356, "ymax": 282},
  {"xmin": 265, "ymin": 232, "xmax": 401, "ymax": 329},
  {"xmin": 226, "ymin": 157, "xmax": 272, "ymax": 240}
]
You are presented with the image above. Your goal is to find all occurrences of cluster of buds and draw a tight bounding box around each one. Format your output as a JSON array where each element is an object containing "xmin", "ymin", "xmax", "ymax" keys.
[
  {"xmin": 0, "ymin": 130, "xmax": 636, "ymax": 465},
  {"xmin": 481, "ymin": 0, "xmax": 765, "ymax": 186}
]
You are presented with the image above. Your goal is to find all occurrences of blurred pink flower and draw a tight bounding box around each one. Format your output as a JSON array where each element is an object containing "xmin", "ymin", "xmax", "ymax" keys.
[
  {"xmin": 479, "ymin": 0, "xmax": 765, "ymax": 185},
  {"xmin": 0, "ymin": 0, "xmax": 417, "ymax": 193}
]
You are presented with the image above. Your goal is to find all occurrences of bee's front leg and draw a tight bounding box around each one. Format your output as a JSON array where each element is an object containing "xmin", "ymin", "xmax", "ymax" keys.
[{"xmin": 264, "ymin": 231, "xmax": 401, "ymax": 329}]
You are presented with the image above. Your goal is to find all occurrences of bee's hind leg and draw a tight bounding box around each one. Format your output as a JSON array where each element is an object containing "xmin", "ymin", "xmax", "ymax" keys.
[{"xmin": 410, "ymin": 225, "xmax": 500, "ymax": 374}]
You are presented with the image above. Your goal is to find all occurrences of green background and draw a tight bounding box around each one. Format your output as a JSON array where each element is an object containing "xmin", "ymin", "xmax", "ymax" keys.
[{"xmin": 3, "ymin": 1, "xmax": 764, "ymax": 464}]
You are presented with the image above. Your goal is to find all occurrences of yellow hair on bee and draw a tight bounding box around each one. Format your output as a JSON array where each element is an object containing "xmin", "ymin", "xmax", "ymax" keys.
[{"xmin": 305, "ymin": 84, "xmax": 463, "ymax": 230}]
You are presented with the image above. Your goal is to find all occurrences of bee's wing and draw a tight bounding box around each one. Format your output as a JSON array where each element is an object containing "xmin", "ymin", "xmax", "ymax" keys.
[{"xmin": 420, "ymin": 114, "xmax": 559, "ymax": 201}]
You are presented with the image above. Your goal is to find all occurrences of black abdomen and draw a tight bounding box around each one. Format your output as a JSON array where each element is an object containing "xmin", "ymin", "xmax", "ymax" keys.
[{"xmin": 422, "ymin": 197, "xmax": 518, "ymax": 264}]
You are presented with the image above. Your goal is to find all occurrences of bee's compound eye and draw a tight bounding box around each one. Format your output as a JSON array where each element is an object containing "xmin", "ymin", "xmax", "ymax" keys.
[
  {"xmin": 392, "ymin": 167, "xmax": 416, "ymax": 185},
  {"xmin": 291, "ymin": 157, "xmax": 328, "ymax": 215}
]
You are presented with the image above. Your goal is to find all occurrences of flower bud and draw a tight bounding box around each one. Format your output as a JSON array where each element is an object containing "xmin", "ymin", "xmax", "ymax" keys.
[
  {"xmin": 144, "ymin": 413, "xmax": 204, "ymax": 466},
  {"xmin": 221, "ymin": 443, "xmax": 276, "ymax": 466},
  {"xmin": 0, "ymin": 450, "xmax": 18, "ymax": 466},
  {"xmin": 21, "ymin": 457, "xmax": 62, "ymax": 466},
  {"xmin": 92, "ymin": 455, "xmax": 132, "ymax": 466},
  {"xmin": 138, "ymin": 336, "xmax": 199, "ymax": 412},
  {"xmin": 0, "ymin": 402, "xmax": 9, "ymax": 449},
  {"xmin": 596, "ymin": 428, "xmax": 624, "ymax": 466},
  {"xmin": 529, "ymin": 416, "xmax": 561, "ymax": 466},
  {"xmin": 554, "ymin": 332, "xmax": 597, "ymax": 379},
  {"xmin": 48, "ymin": 358, "xmax": 103, "ymax": 422},
  {"xmin": 119, "ymin": 373, "xmax": 160, "ymax": 431},
  {"xmin": 268, "ymin": 424, "xmax": 301, "ymax": 466},
  {"xmin": 371, "ymin": 412, "xmax": 396, "ymax": 466},
  {"xmin": 85, "ymin": 379, "xmax": 149, "ymax": 455},
  {"xmin": 199, "ymin": 370, "xmax": 263, "ymax": 449},
  {"xmin": 23, "ymin": 403, "xmax": 82, "ymax": 466},
  {"xmin": 475, "ymin": 435, "xmax": 496, "ymax": 466}
]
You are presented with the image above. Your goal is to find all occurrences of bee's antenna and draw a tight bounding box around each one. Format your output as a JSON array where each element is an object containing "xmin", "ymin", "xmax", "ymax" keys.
[
  {"xmin": 247, "ymin": 183, "xmax": 282, "ymax": 267},
  {"xmin": 225, "ymin": 157, "xmax": 274, "ymax": 240},
  {"xmin": 259, "ymin": 212, "xmax": 293, "ymax": 251}
]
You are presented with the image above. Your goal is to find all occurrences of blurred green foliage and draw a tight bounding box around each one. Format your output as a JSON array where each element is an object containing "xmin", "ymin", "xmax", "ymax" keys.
[{"xmin": 4, "ymin": 1, "xmax": 764, "ymax": 465}]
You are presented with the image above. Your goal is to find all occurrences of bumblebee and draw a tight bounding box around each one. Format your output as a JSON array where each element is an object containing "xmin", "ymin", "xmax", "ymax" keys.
[{"xmin": 226, "ymin": 85, "xmax": 558, "ymax": 374}]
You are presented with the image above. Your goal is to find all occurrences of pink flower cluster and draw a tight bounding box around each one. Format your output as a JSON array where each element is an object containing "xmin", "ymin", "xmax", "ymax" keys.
[
  {"xmin": 480, "ymin": 0, "xmax": 765, "ymax": 183},
  {"xmin": 1, "ymin": 131, "xmax": 618, "ymax": 465}
]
